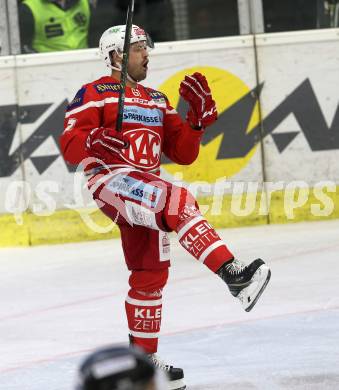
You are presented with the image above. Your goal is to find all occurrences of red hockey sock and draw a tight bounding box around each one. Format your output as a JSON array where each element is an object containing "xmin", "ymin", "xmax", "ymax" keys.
[
  {"xmin": 125, "ymin": 288, "xmax": 163, "ymax": 354},
  {"xmin": 176, "ymin": 215, "xmax": 234, "ymax": 272}
]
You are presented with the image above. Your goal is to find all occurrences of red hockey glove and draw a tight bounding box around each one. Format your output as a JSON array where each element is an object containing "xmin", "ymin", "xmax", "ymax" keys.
[
  {"xmin": 86, "ymin": 127, "xmax": 129, "ymax": 161},
  {"xmin": 179, "ymin": 72, "xmax": 218, "ymax": 129}
]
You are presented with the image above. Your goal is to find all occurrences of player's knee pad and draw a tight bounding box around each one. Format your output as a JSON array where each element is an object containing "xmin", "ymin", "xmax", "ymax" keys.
[
  {"xmin": 164, "ymin": 186, "xmax": 200, "ymax": 232},
  {"xmin": 128, "ymin": 269, "xmax": 169, "ymax": 293}
]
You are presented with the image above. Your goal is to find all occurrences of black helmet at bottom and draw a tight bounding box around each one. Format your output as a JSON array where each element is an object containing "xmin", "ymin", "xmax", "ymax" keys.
[{"xmin": 76, "ymin": 345, "xmax": 157, "ymax": 390}]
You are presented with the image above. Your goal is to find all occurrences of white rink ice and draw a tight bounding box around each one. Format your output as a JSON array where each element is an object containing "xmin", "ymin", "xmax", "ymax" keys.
[{"xmin": 1, "ymin": 220, "xmax": 339, "ymax": 390}]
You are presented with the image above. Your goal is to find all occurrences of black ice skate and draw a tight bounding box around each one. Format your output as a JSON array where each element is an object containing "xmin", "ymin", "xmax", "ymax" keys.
[
  {"xmin": 148, "ymin": 354, "xmax": 186, "ymax": 390},
  {"xmin": 217, "ymin": 258, "xmax": 271, "ymax": 312}
]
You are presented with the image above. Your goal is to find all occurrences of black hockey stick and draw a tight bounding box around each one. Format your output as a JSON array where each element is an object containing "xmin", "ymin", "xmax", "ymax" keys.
[{"xmin": 116, "ymin": 0, "xmax": 135, "ymax": 132}]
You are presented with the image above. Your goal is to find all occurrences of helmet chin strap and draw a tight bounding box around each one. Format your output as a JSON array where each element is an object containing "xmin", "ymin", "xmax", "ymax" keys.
[
  {"xmin": 127, "ymin": 73, "xmax": 138, "ymax": 83},
  {"xmin": 109, "ymin": 54, "xmax": 138, "ymax": 83}
]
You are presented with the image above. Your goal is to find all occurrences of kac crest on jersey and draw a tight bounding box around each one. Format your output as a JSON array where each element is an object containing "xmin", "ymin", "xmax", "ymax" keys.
[{"xmin": 120, "ymin": 128, "xmax": 161, "ymax": 170}]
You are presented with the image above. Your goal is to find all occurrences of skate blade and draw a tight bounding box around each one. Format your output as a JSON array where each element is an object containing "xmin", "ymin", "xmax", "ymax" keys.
[
  {"xmin": 239, "ymin": 265, "xmax": 271, "ymax": 312},
  {"xmin": 168, "ymin": 378, "xmax": 186, "ymax": 390}
]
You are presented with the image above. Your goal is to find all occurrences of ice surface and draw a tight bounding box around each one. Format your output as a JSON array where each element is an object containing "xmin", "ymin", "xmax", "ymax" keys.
[{"xmin": 1, "ymin": 220, "xmax": 339, "ymax": 390}]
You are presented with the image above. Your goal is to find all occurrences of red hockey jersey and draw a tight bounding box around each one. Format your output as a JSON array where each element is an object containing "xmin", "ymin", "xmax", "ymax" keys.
[{"xmin": 60, "ymin": 76, "xmax": 204, "ymax": 173}]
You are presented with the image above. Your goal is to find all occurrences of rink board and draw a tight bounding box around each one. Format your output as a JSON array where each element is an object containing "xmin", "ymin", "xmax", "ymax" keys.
[
  {"xmin": 0, "ymin": 30, "xmax": 339, "ymax": 246},
  {"xmin": 1, "ymin": 187, "xmax": 339, "ymax": 247}
]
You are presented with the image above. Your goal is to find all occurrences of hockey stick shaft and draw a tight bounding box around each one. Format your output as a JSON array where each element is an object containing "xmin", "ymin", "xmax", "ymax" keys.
[{"xmin": 116, "ymin": 0, "xmax": 135, "ymax": 132}]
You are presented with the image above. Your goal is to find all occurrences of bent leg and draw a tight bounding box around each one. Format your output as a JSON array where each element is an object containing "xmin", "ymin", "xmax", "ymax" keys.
[
  {"xmin": 164, "ymin": 185, "xmax": 234, "ymax": 272},
  {"xmin": 91, "ymin": 167, "xmax": 234, "ymax": 273}
]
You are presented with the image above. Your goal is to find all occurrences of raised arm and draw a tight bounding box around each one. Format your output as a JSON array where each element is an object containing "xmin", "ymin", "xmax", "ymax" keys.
[{"xmin": 163, "ymin": 72, "xmax": 217, "ymax": 165}]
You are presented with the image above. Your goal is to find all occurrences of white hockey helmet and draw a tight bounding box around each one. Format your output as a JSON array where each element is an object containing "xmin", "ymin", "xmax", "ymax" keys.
[{"xmin": 99, "ymin": 24, "xmax": 154, "ymax": 70}]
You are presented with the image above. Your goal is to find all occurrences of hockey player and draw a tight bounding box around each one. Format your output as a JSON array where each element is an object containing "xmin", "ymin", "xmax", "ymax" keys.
[
  {"xmin": 76, "ymin": 345, "xmax": 168, "ymax": 390},
  {"xmin": 60, "ymin": 25, "xmax": 271, "ymax": 390}
]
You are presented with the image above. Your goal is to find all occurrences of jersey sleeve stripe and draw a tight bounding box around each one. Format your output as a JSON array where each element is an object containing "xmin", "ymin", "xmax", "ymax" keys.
[
  {"xmin": 66, "ymin": 97, "xmax": 167, "ymax": 118},
  {"xmin": 65, "ymin": 98, "xmax": 113, "ymax": 118}
]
